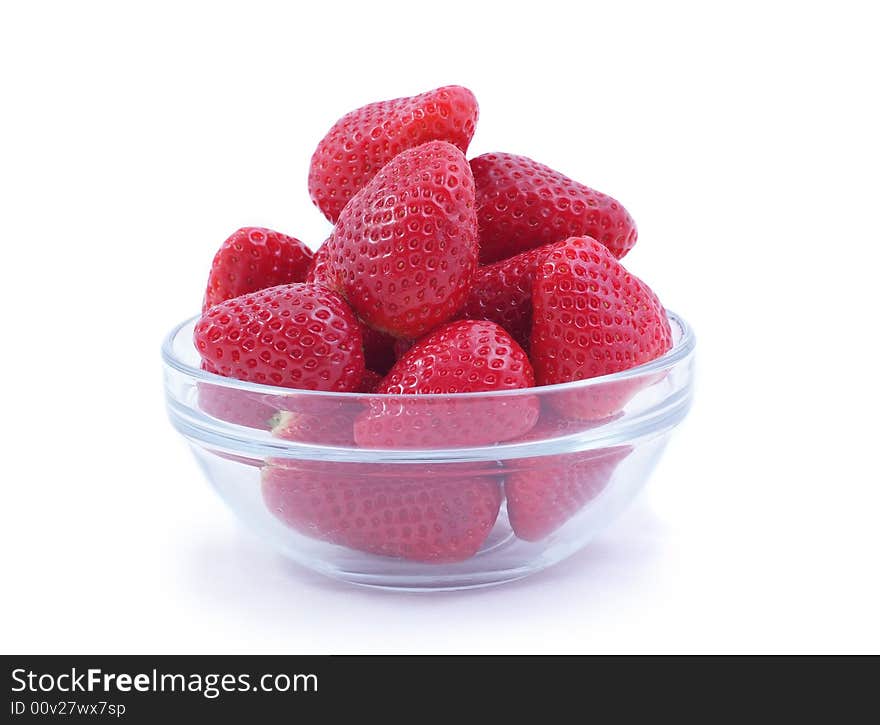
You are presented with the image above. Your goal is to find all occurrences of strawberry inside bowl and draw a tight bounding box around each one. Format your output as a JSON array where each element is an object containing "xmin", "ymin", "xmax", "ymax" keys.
[{"xmin": 162, "ymin": 311, "xmax": 694, "ymax": 591}]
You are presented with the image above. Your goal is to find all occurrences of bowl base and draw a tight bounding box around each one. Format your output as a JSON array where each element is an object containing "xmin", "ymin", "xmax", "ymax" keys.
[
  {"xmin": 282, "ymin": 526, "xmax": 566, "ymax": 591},
  {"xmin": 273, "ymin": 515, "xmax": 569, "ymax": 591},
  {"xmin": 314, "ymin": 564, "xmax": 540, "ymax": 592}
]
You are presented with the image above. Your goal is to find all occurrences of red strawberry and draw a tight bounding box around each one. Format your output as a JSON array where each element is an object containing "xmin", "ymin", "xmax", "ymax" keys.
[
  {"xmin": 270, "ymin": 367, "xmax": 383, "ymax": 447},
  {"xmin": 354, "ymin": 320, "xmax": 539, "ymax": 448},
  {"xmin": 309, "ymin": 85, "xmax": 478, "ymax": 223},
  {"xmin": 508, "ymin": 406, "xmax": 624, "ymax": 442},
  {"xmin": 308, "ymin": 241, "xmax": 407, "ymax": 374},
  {"xmin": 505, "ymin": 445, "xmax": 632, "ymax": 541},
  {"xmin": 197, "ymin": 380, "xmax": 280, "ymax": 430},
  {"xmin": 203, "ymin": 227, "xmax": 313, "ymax": 311},
  {"xmin": 471, "ymin": 153, "xmax": 637, "ymax": 264},
  {"xmin": 198, "ymin": 359, "xmax": 281, "ymax": 429},
  {"xmin": 194, "ymin": 283, "xmax": 365, "ymax": 391},
  {"xmin": 304, "ymin": 240, "xmax": 336, "ymax": 288},
  {"xmin": 328, "ymin": 140, "xmax": 479, "ymax": 339},
  {"xmin": 261, "ymin": 460, "xmax": 502, "ymax": 562},
  {"xmin": 378, "ymin": 320, "xmax": 535, "ymax": 395},
  {"xmin": 531, "ymin": 236, "xmax": 672, "ymax": 419},
  {"xmin": 460, "ymin": 243, "xmax": 560, "ymax": 351},
  {"xmin": 270, "ymin": 402, "xmax": 358, "ymax": 446},
  {"xmin": 360, "ymin": 369, "xmax": 383, "ymax": 393}
]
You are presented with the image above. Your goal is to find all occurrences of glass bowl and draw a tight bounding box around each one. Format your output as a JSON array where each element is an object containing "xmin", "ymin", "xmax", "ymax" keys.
[{"xmin": 162, "ymin": 312, "xmax": 695, "ymax": 591}]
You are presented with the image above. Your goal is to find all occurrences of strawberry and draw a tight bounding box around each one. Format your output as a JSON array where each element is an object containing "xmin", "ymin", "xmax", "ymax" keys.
[
  {"xmin": 270, "ymin": 402, "xmax": 359, "ymax": 446},
  {"xmin": 507, "ymin": 406, "xmax": 624, "ymax": 442},
  {"xmin": 328, "ymin": 140, "xmax": 479, "ymax": 339},
  {"xmin": 360, "ymin": 369, "xmax": 383, "ymax": 393},
  {"xmin": 203, "ymin": 227, "xmax": 313, "ymax": 312},
  {"xmin": 261, "ymin": 460, "xmax": 502, "ymax": 562},
  {"xmin": 309, "ymin": 85, "xmax": 479, "ymax": 223},
  {"xmin": 460, "ymin": 243, "xmax": 560, "ymax": 351},
  {"xmin": 268, "ymin": 366, "xmax": 383, "ymax": 445},
  {"xmin": 393, "ymin": 337, "xmax": 414, "ymax": 360},
  {"xmin": 531, "ymin": 236, "xmax": 672, "ymax": 419},
  {"xmin": 198, "ymin": 359, "xmax": 278, "ymax": 428},
  {"xmin": 197, "ymin": 380, "xmax": 280, "ymax": 430},
  {"xmin": 471, "ymin": 153, "xmax": 637, "ymax": 264},
  {"xmin": 308, "ymin": 240, "xmax": 402, "ymax": 374},
  {"xmin": 304, "ymin": 240, "xmax": 336, "ymax": 288},
  {"xmin": 194, "ymin": 283, "xmax": 365, "ymax": 391},
  {"xmin": 378, "ymin": 320, "xmax": 535, "ymax": 395},
  {"xmin": 354, "ymin": 320, "xmax": 539, "ymax": 448},
  {"xmin": 505, "ymin": 445, "xmax": 632, "ymax": 541}
]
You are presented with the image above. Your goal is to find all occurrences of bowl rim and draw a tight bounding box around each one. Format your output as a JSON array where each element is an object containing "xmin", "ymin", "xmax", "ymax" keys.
[{"xmin": 162, "ymin": 309, "xmax": 695, "ymax": 400}]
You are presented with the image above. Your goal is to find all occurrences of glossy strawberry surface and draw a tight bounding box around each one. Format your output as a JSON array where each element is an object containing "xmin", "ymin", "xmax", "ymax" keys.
[
  {"xmin": 471, "ymin": 153, "xmax": 637, "ymax": 263},
  {"xmin": 194, "ymin": 283, "xmax": 365, "ymax": 391},
  {"xmin": 309, "ymin": 85, "xmax": 478, "ymax": 222},
  {"xmin": 530, "ymin": 236, "xmax": 672, "ymax": 419},
  {"xmin": 355, "ymin": 320, "xmax": 538, "ymax": 448},
  {"xmin": 304, "ymin": 240, "xmax": 336, "ymax": 288},
  {"xmin": 307, "ymin": 240, "xmax": 396, "ymax": 373},
  {"xmin": 203, "ymin": 227, "xmax": 313, "ymax": 311},
  {"xmin": 328, "ymin": 141, "xmax": 478, "ymax": 339},
  {"xmin": 460, "ymin": 243, "xmax": 560, "ymax": 351}
]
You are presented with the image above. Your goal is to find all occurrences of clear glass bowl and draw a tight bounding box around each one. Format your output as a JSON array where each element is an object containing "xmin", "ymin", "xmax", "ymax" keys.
[{"xmin": 162, "ymin": 312, "xmax": 695, "ymax": 591}]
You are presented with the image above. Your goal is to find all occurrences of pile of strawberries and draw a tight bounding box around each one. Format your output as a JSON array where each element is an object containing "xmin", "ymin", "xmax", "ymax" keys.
[
  {"xmin": 195, "ymin": 85, "xmax": 670, "ymax": 407},
  {"xmin": 190, "ymin": 85, "xmax": 674, "ymax": 561}
]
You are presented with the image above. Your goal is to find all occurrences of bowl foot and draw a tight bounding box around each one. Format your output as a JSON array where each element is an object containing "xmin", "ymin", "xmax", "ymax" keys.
[
  {"xmin": 314, "ymin": 564, "xmax": 540, "ymax": 592},
  {"xmin": 282, "ymin": 527, "xmax": 564, "ymax": 591}
]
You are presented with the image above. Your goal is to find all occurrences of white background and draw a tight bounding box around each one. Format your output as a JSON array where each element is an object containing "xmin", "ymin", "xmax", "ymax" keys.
[{"xmin": 2, "ymin": 1, "xmax": 878, "ymax": 653}]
